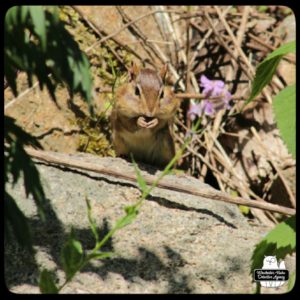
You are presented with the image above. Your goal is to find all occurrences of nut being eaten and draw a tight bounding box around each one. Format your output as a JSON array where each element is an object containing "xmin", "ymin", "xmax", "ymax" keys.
[{"xmin": 137, "ymin": 116, "xmax": 159, "ymax": 128}]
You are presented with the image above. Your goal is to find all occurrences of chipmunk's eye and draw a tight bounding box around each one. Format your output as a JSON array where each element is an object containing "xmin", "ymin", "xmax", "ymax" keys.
[{"xmin": 135, "ymin": 86, "xmax": 140, "ymax": 96}]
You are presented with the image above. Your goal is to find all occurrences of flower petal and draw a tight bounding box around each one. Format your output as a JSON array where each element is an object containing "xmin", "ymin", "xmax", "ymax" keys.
[
  {"xmin": 214, "ymin": 80, "xmax": 225, "ymax": 88},
  {"xmin": 204, "ymin": 101, "xmax": 214, "ymax": 116},
  {"xmin": 200, "ymin": 75, "xmax": 212, "ymax": 87},
  {"xmin": 188, "ymin": 102, "xmax": 203, "ymax": 120}
]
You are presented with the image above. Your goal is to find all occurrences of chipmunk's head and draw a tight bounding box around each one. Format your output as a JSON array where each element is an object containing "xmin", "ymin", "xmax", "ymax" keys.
[{"xmin": 115, "ymin": 63, "xmax": 179, "ymax": 128}]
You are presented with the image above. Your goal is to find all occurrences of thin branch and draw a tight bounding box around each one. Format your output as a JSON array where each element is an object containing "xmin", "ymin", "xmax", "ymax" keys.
[
  {"xmin": 188, "ymin": 6, "xmax": 232, "ymax": 70},
  {"xmin": 250, "ymin": 126, "xmax": 296, "ymax": 208},
  {"xmin": 228, "ymin": 20, "xmax": 296, "ymax": 64},
  {"xmin": 79, "ymin": 7, "xmax": 183, "ymax": 49},
  {"xmin": 25, "ymin": 147, "xmax": 295, "ymax": 216},
  {"xmin": 72, "ymin": 6, "xmax": 148, "ymax": 65},
  {"xmin": 214, "ymin": 6, "xmax": 273, "ymax": 103}
]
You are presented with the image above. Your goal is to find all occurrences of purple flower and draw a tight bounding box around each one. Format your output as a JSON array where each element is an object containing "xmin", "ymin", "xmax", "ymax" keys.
[
  {"xmin": 188, "ymin": 102, "xmax": 202, "ymax": 121},
  {"xmin": 200, "ymin": 75, "xmax": 225, "ymax": 97},
  {"xmin": 222, "ymin": 90, "xmax": 232, "ymax": 109},
  {"xmin": 200, "ymin": 100, "xmax": 214, "ymax": 116},
  {"xmin": 187, "ymin": 75, "xmax": 232, "ymax": 120}
]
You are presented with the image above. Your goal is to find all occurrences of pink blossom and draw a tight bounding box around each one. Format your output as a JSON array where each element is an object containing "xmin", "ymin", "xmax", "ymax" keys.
[
  {"xmin": 187, "ymin": 75, "xmax": 232, "ymax": 120},
  {"xmin": 188, "ymin": 102, "xmax": 202, "ymax": 120},
  {"xmin": 200, "ymin": 75, "xmax": 225, "ymax": 97}
]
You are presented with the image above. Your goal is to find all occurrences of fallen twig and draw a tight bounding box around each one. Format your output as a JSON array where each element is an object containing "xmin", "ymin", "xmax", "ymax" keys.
[
  {"xmin": 250, "ymin": 126, "xmax": 296, "ymax": 208},
  {"xmin": 24, "ymin": 148, "xmax": 295, "ymax": 216}
]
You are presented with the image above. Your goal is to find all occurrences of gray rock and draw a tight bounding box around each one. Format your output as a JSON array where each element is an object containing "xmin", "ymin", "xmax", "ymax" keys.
[{"xmin": 5, "ymin": 154, "xmax": 286, "ymax": 293}]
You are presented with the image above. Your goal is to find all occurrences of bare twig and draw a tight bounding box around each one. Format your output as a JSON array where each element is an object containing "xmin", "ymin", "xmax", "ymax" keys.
[
  {"xmin": 116, "ymin": 6, "xmax": 161, "ymax": 65},
  {"xmin": 250, "ymin": 126, "xmax": 296, "ymax": 208},
  {"xmin": 25, "ymin": 147, "xmax": 295, "ymax": 215},
  {"xmin": 188, "ymin": 6, "xmax": 232, "ymax": 70},
  {"xmin": 214, "ymin": 6, "xmax": 273, "ymax": 103},
  {"xmin": 78, "ymin": 7, "xmax": 182, "ymax": 50},
  {"xmin": 228, "ymin": 20, "xmax": 296, "ymax": 64},
  {"xmin": 5, "ymin": 80, "xmax": 40, "ymax": 111}
]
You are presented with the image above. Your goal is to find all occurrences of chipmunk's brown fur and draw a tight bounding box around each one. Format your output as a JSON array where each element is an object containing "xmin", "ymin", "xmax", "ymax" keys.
[{"xmin": 111, "ymin": 64, "xmax": 179, "ymax": 167}]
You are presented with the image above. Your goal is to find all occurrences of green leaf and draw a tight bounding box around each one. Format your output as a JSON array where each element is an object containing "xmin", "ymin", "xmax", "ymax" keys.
[
  {"xmin": 85, "ymin": 197, "xmax": 99, "ymax": 243},
  {"xmin": 4, "ymin": 191, "xmax": 33, "ymax": 252},
  {"xmin": 264, "ymin": 41, "xmax": 295, "ymax": 61},
  {"xmin": 88, "ymin": 251, "xmax": 114, "ymax": 260},
  {"xmin": 115, "ymin": 208, "xmax": 139, "ymax": 230},
  {"xmin": 132, "ymin": 158, "xmax": 147, "ymax": 193},
  {"xmin": 20, "ymin": 6, "xmax": 30, "ymax": 23},
  {"xmin": 251, "ymin": 215, "xmax": 296, "ymax": 273},
  {"xmin": 273, "ymin": 84, "xmax": 296, "ymax": 159},
  {"xmin": 244, "ymin": 41, "xmax": 295, "ymax": 107},
  {"xmin": 5, "ymin": 7, "xmax": 93, "ymax": 110},
  {"xmin": 5, "ymin": 7, "xmax": 18, "ymax": 28},
  {"xmin": 245, "ymin": 56, "xmax": 282, "ymax": 106},
  {"xmin": 61, "ymin": 232, "xmax": 84, "ymax": 280},
  {"xmin": 29, "ymin": 6, "xmax": 47, "ymax": 51},
  {"xmin": 39, "ymin": 270, "xmax": 58, "ymax": 294}
]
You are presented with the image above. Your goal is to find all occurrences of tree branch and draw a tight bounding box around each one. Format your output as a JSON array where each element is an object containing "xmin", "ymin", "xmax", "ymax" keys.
[{"xmin": 25, "ymin": 147, "xmax": 295, "ymax": 216}]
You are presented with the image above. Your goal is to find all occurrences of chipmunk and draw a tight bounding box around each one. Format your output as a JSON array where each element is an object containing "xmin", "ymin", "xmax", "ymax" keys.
[{"xmin": 111, "ymin": 64, "xmax": 179, "ymax": 168}]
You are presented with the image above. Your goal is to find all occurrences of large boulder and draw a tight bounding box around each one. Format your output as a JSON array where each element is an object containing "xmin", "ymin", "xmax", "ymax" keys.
[{"xmin": 5, "ymin": 153, "xmax": 292, "ymax": 293}]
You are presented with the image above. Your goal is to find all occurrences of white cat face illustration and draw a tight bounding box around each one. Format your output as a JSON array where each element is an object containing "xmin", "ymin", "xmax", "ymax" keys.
[{"xmin": 263, "ymin": 256, "xmax": 278, "ymax": 268}]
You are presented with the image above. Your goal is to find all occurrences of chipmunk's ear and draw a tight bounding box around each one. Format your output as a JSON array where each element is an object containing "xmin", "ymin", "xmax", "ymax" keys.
[
  {"xmin": 128, "ymin": 62, "xmax": 140, "ymax": 81},
  {"xmin": 159, "ymin": 64, "xmax": 168, "ymax": 82}
]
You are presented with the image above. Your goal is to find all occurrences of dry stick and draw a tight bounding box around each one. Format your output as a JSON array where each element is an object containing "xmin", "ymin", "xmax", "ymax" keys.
[
  {"xmin": 192, "ymin": 19, "xmax": 251, "ymax": 83},
  {"xmin": 188, "ymin": 6, "xmax": 232, "ymax": 70},
  {"xmin": 186, "ymin": 7, "xmax": 226, "ymax": 95},
  {"xmin": 169, "ymin": 8, "xmax": 201, "ymax": 94},
  {"xmin": 176, "ymin": 119, "xmax": 275, "ymax": 209},
  {"xmin": 25, "ymin": 147, "xmax": 295, "ymax": 216},
  {"xmin": 6, "ymin": 6, "xmax": 147, "ymax": 112},
  {"xmin": 116, "ymin": 6, "xmax": 160, "ymax": 66},
  {"xmin": 200, "ymin": 112, "xmax": 224, "ymax": 181},
  {"xmin": 230, "ymin": 6, "xmax": 250, "ymax": 81},
  {"xmin": 154, "ymin": 5, "xmax": 182, "ymax": 65},
  {"xmin": 124, "ymin": 39, "xmax": 173, "ymax": 45},
  {"xmin": 213, "ymin": 7, "xmax": 272, "ymax": 221},
  {"xmin": 208, "ymin": 131, "xmax": 279, "ymax": 224},
  {"xmin": 250, "ymin": 127, "xmax": 296, "ymax": 208},
  {"xmin": 168, "ymin": 10, "xmax": 200, "ymax": 94},
  {"xmin": 226, "ymin": 22, "xmax": 285, "ymax": 91},
  {"xmin": 200, "ymin": 15, "xmax": 273, "ymax": 109},
  {"xmin": 210, "ymin": 144, "xmax": 278, "ymax": 226},
  {"xmin": 177, "ymin": 119, "xmax": 272, "ymax": 208},
  {"xmin": 83, "ymin": 7, "xmax": 182, "ymax": 46},
  {"xmin": 109, "ymin": 6, "xmax": 185, "ymax": 90},
  {"xmin": 71, "ymin": 6, "xmax": 130, "ymax": 70},
  {"xmin": 199, "ymin": 8, "xmax": 246, "ymax": 188},
  {"xmin": 5, "ymin": 80, "xmax": 40, "ymax": 111},
  {"xmin": 175, "ymin": 136, "xmax": 294, "ymax": 217},
  {"xmin": 220, "ymin": 129, "xmax": 295, "ymax": 170},
  {"xmin": 209, "ymin": 152, "xmax": 226, "ymax": 192},
  {"xmin": 185, "ymin": 10, "xmax": 193, "ymax": 130},
  {"xmin": 200, "ymin": 131, "xmax": 262, "ymax": 202},
  {"xmin": 227, "ymin": 20, "xmax": 296, "ymax": 64},
  {"xmin": 176, "ymin": 93, "xmax": 248, "ymax": 100},
  {"xmin": 214, "ymin": 6, "xmax": 273, "ymax": 104},
  {"xmin": 72, "ymin": 6, "xmax": 148, "ymax": 66},
  {"xmin": 195, "ymin": 137, "xmax": 279, "ymax": 224}
]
